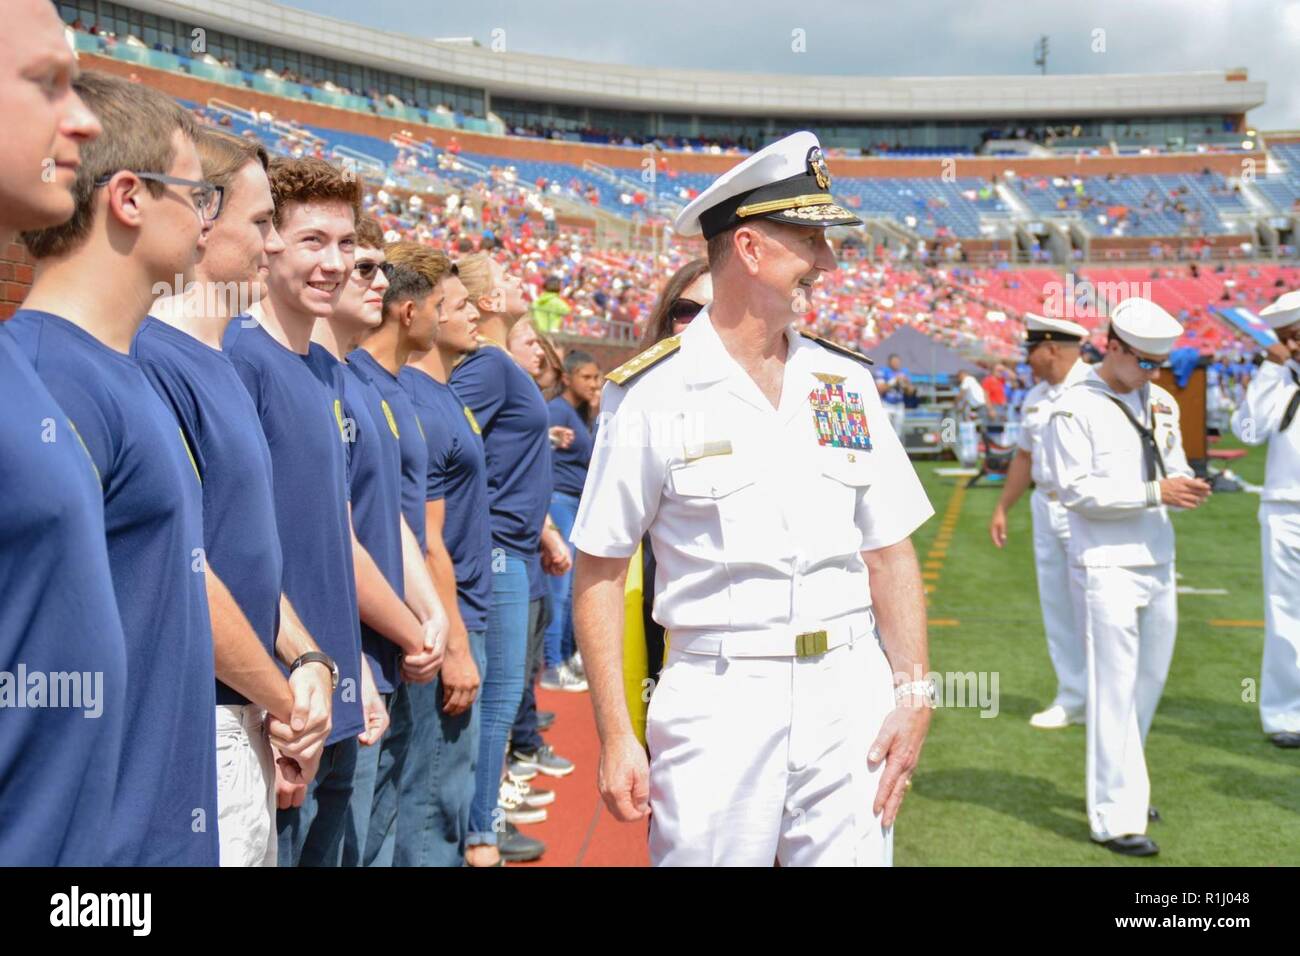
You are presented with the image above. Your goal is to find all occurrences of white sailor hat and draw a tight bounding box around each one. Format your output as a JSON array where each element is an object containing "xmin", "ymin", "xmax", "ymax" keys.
[
  {"xmin": 673, "ymin": 131, "xmax": 863, "ymax": 239},
  {"xmin": 1258, "ymin": 290, "xmax": 1300, "ymax": 330},
  {"xmin": 1024, "ymin": 312, "xmax": 1088, "ymax": 343},
  {"xmin": 1108, "ymin": 297, "xmax": 1184, "ymax": 356}
]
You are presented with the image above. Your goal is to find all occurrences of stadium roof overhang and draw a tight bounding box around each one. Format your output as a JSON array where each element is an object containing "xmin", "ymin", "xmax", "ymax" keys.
[{"xmin": 135, "ymin": 0, "xmax": 1266, "ymax": 119}]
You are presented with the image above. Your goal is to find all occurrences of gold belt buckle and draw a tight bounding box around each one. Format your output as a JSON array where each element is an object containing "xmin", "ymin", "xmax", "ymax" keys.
[{"xmin": 795, "ymin": 630, "xmax": 829, "ymax": 658}]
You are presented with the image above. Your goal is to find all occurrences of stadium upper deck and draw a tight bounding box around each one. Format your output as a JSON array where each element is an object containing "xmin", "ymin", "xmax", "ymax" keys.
[{"xmin": 59, "ymin": 0, "xmax": 1264, "ymax": 155}]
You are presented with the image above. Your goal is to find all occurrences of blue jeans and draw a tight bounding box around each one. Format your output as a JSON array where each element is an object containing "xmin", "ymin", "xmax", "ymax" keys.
[
  {"xmin": 341, "ymin": 685, "xmax": 413, "ymax": 866},
  {"xmin": 544, "ymin": 491, "xmax": 580, "ymax": 667},
  {"xmin": 510, "ymin": 595, "xmax": 549, "ymax": 755},
  {"xmin": 395, "ymin": 629, "xmax": 486, "ymax": 866},
  {"xmin": 276, "ymin": 736, "xmax": 359, "ymax": 867},
  {"xmin": 467, "ymin": 550, "xmax": 530, "ymax": 847}
]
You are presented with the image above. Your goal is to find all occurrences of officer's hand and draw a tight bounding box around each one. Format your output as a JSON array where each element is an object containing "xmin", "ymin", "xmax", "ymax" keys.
[
  {"xmin": 869, "ymin": 700, "xmax": 932, "ymax": 829},
  {"xmin": 989, "ymin": 506, "xmax": 1009, "ymax": 549},
  {"xmin": 598, "ymin": 733, "xmax": 650, "ymax": 823},
  {"xmin": 1159, "ymin": 476, "xmax": 1212, "ymax": 510}
]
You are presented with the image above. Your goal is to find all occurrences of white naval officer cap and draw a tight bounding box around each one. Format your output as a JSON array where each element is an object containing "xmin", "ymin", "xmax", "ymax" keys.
[
  {"xmin": 673, "ymin": 131, "xmax": 863, "ymax": 239},
  {"xmin": 1107, "ymin": 297, "xmax": 1183, "ymax": 356},
  {"xmin": 1258, "ymin": 289, "xmax": 1300, "ymax": 330},
  {"xmin": 1024, "ymin": 312, "xmax": 1089, "ymax": 343}
]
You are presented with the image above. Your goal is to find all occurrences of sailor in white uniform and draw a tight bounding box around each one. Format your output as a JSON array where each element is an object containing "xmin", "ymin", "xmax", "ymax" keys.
[
  {"xmin": 989, "ymin": 314, "xmax": 1091, "ymax": 729},
  {"xmin": 1043, "ymin": 298, "xmax": 1212, "ymax": 857},
  {"xmin": 1230, "ymin": 290, "xmax": 1300, "ymax": 749},
  {"xmin": 570, "ymin": 132, "xmax": 935, "ymax": 867}
]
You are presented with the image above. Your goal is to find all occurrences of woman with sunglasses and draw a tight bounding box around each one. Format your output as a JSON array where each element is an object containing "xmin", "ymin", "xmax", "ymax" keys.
[{"xmin": 641, "ymin": 257, "xmax": 712, "ymax": 347}]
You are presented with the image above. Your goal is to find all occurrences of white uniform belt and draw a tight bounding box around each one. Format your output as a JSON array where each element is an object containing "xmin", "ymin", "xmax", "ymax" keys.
[{"xmin": 669, "ymin": 609, "xmax": 876, "ymax": 659}]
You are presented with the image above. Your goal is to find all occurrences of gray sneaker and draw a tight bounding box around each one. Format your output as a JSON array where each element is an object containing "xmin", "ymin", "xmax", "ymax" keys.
[
  {"xmin": 499, "ymin": 822, "xmax": 545, "ymax": 863},
  {"xmin": 510, "ymin": 743, "xmax": 575, "ymax": 778},
  {"xmin": 540, "ymin": 664, "xmax": 588, "ymax": 693}
]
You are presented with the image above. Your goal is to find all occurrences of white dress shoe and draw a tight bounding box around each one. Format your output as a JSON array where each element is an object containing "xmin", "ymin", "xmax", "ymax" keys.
[{"xmin": 1029, "ymin": 703, "xmax": 1084, "ymax": 729}]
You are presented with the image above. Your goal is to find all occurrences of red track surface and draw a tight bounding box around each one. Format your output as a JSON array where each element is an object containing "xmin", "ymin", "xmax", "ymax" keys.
[{"xmin": 510, "ymin": 687, "xmax": 650, "ymax": 867}]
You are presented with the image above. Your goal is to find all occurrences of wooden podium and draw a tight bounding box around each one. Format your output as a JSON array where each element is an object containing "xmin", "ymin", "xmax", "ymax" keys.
[{"xmin": 1154, "ymin": 364, "xmax": 1207, "ymax": 476}]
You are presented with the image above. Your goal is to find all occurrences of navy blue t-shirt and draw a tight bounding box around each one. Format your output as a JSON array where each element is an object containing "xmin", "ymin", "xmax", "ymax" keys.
[
  {"xmin": 401, "ymin": 366, "xmax": 491, "ymax": 632},
  {"xmin": 0, "ymin": 325, "xmax": 127, "ymax": 866},
  {"xmin": 8, "ymin": 310, "xmax": 218, "ymax": 866},
  {"xmin": 339, "ymin": 355, "xmax": 406, "ymax": 693},
  {"xmin": 223, "ymin": 320, "xmax": 363, "ymax": 743},
  {"xmin": 133, "ymin": 317, "xmax": 284, "ymax": 707},
  {"xmin": 546, "ymin": 395, "xmax": 594, "ymax": 497},
  {"xmin": 450, "ymin": 344, "xmax": 552, "ymax": 557},
  {"xmin": 348, "ymin": 348, "xmax": 429, "ymax": 550}
]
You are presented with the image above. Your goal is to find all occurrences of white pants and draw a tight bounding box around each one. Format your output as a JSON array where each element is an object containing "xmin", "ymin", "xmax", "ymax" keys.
[
  {"xmin": 1260, "ymin": 503, "xmax": 1300, "ymax": 734},
  {"xmin": 1031, "ymin": 490, "xmax": 1086, "ymax": 715},
  {"xmin": 215, "ymin": 704, "xmax": 277, "ymax": 867},
  {"xmin": 1070, "ymin": 564, "xmax": 1177, "ymax": 841},
  {"xmin": 646, "ymin": 621, "xmax": 895, "ymax": 866}
]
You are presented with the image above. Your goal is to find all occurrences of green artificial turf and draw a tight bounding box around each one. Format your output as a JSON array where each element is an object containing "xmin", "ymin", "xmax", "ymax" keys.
[{"xmin": 894, "ymin": 438, "xmax": 1300, "ymax": 866}]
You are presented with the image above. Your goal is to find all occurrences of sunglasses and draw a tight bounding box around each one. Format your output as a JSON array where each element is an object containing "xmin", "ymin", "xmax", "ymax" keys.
[
  {"xmin": 1115, "ymin": 338, "xmax": 1161, "ymax": 371},
  {"xmin": 354, "ymin": 259, "xmax": 384, "ymax": 280},
  {"xmin": 669, "ymin": 298, "xmax": 705, "ymax": 323},
  {"xmin": 93, "ymin": 170, "xmax": 223, "ymax": 222}
]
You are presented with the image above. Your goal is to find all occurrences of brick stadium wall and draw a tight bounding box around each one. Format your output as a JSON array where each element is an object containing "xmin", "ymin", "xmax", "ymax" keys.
[
  {"xmin": 83, "ymin": 54, "xmax": 1262, "ymax": 180},
  {"xmin": 0, "ymin": 243, "xmax": 35, "ymax": 321}
]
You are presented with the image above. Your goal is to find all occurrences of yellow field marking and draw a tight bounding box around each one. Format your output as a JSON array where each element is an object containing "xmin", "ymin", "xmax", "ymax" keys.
[
  {"xmin": 924, "ymin": 560, "xmax": 944, "ymax": 570},
  {"xmin": 930, "ymin": 619, "xmax": 960, "ymax": 627},
  {"xmin": 922, "ymin": 571, "xmax": 941, "ymax": 581},
  {"xmin": 1208, "ymin": 619, "xmax": 1266, "ymax": 628}
]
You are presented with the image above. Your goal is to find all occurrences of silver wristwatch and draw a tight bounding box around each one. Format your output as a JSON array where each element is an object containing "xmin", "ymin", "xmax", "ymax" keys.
[{"xmin": 894, "ymin": 678, "xmax": 938, "ymax": 708}]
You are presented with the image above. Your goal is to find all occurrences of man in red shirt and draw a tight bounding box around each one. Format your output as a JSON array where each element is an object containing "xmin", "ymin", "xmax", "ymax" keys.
[{"xmin": 982, "ymin": 363, "xmax": 1008, "ymax": 422}]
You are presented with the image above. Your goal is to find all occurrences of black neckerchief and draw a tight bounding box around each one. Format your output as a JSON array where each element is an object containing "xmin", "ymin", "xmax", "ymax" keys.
[
  {"xmin": 1084, "ymin": 379, "xmax": 1167, "ymax": 481},
  {"xmin": 1282, "ymin": 365, "xmax": 1300, "ymax": 433}
]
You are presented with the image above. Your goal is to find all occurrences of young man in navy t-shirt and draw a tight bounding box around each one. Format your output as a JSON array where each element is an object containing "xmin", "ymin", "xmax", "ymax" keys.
[
  {"xmin": 223, "ymin": 156, "xmax": 368, "ymax": 867},
  {"xmin": 351, "ymin": 252, "xmax": 462, "ymax": 866},
  {"xmin": 388, "ymin": 244, "xmax": 493, "ymax": 865},
  {"xmin": 133, "ymin": 130, "xmax": 335, "ymax": 866},
  {"xmin": 312, "ymin": 220, "xmax": 445, "ymax": 866},
  {"xmin": 0, "ymin": 8, "xmax": 124, "ymax": 867},
  {"xmin": 12, "ymin": 73, "xmax": 219, "ymax": 866}
]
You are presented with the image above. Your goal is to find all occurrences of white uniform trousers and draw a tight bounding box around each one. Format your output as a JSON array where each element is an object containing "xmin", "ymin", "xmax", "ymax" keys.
[
  {"xmin": 1260, "ymin": 503, "xmax": 1300, "ymax": 734},
  {"xmin": 646, "ymin": 623, "xmax": 895, "ymax": 866},
  {"xmin": 1031, "ymin": 490, "xmax": 1086, "ymax": 715},
  {"xmin": 1070, "ymin": 564, "xmax": 1177, "ymax": 841},
  {"xmin": 215, "ymin": 703, "xmax": 278, "ymax": 867}
]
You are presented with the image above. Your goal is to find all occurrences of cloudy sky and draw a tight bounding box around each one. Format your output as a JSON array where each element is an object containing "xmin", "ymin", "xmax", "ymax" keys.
[{"xmin": 283, "ymin": 0, "xmax": 1300, "ymax": 129}]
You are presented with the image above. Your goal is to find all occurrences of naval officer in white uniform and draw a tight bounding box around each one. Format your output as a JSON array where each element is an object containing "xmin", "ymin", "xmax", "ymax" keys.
[
  {"xmin": 989, "ymin": 314, "xmax": 1091, "ymax": 729},
  {"xmin": 570, "ymin": 131, "xmax": 935, "ymax": 866},
  {"xmin": 1231, "ymin": 290, "xmax": 1300, "ymax": 749},
  {"xmin": 1043, "ymin": 298, "xmax": 1212, "ymax": 857}
]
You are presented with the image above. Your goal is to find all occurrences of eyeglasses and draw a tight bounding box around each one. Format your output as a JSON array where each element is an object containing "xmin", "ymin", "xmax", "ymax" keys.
[
  {"xmin": 354, "ymin": 259, "xmax": 384, "ymax": 280},
  {"xmin": 668, "ymin": 298, "xmax": 705, "ymax": 324},
  {"xmin": 93, "ymin": 171, "xmax": 223, "ymax": 222},
  {"xmin": 1115, "ymin": 338, "xmax": 1161, "ymax": 371}
]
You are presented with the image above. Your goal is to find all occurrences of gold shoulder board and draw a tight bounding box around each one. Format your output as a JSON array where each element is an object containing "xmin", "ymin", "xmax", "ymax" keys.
[
  {"xmin": 605, "ymin": 336, "xmax": 682, "ymax": 386},
  {"xmin": 799, "ymin": 330, "xmax": 874, "ymax": 366}
]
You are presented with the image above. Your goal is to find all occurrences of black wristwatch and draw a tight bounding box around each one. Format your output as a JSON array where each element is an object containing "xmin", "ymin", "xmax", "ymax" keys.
[{"xmin": 291, "ymin": 651, "xmax": 339, "ymax": 691}]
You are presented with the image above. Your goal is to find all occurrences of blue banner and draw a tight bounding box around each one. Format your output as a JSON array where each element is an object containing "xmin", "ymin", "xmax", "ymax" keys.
[{"xmin": 1213, "ymin": 306, "xmax": 1280, "ymax": 347}]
